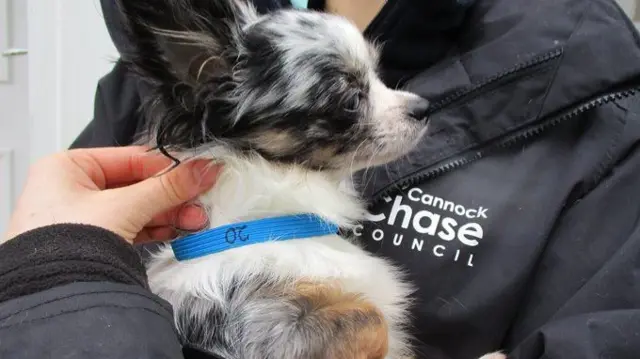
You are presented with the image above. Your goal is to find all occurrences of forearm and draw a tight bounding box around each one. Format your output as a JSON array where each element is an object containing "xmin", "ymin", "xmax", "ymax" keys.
[{"xmin": 0, "ymin": 224, "xmax": 147, "ymax": 302}]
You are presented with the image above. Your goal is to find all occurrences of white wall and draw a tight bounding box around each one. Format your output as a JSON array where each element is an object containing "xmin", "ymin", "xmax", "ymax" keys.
[
  {"xmin": 618, "ymin": 0, "xmax": 637, "ymax": 19},
  {"xmin": 0, "ymin": 0, "xmax": 118, "ymax": 233},
  {"xmin": 28, "ymin": 0, "xmax": 118, "ymax": 161},
  {"xmin": 0, "ymin": 0, "xmax": 28, "ymax": 233}
]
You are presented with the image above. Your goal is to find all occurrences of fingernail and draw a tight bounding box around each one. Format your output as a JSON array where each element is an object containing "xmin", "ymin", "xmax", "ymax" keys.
[
  {"xmin": 177, "ymin": 204, "xmax": 209, "ymax": 230},
  {"xmin": 192, "ymin": 161, "xmax": 221, "ymax": 189}
]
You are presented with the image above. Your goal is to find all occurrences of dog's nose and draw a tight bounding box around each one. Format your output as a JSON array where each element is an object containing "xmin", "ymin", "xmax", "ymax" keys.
[{"xmin": 407, "ymin": 97, "xmax": 430, "ymax": 121}]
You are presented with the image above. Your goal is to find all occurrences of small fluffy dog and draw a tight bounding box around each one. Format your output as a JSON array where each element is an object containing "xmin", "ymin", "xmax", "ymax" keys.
[{"xmin": 116, "ymin": 1, "xmax": 505, "ymax": 358}]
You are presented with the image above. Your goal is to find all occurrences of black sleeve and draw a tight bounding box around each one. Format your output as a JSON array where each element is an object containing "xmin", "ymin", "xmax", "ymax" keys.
[
  {"xmin": 0, "ymin": 224, "xmax": 147, "ymax": 302},
  {"xmin": 504, "ymin": 107, "xmax": 640, "ymax": 359},
  {"xmin": 0, "ymin": 224, "xmax": 184, "ymax": 359},
  {"xmin": 70, "ymin": 60, "xmax": 146, "ymax": 149}
]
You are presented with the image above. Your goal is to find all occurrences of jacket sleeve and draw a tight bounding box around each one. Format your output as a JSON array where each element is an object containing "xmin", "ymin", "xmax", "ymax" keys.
[
  {"xmin": 504, "ymin": 102, "xmax": 640, "ymax": 359},
  {"xmin": 0, "ymin": 225, "xmax": 184, "ymax": 359}
]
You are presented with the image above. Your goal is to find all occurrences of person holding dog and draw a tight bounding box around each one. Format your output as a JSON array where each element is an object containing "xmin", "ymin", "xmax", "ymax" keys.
[
  {"xmin": 0, "ymin": 146, "xmax": 219, "ymax": 358},
  {"xmin": 2, "ymin": 0, "xmax": 640, "ymax": 358}
]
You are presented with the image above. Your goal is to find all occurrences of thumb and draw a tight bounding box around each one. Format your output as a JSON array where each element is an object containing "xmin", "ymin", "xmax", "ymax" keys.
[{"xmin": 119, "ymin": 160, "xmax": 221, "ymax": 219}]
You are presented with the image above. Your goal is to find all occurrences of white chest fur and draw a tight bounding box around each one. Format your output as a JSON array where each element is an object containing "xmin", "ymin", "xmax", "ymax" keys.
[{"xmin": 145, "ymin": 155, "xmax": 415, "ymax": 358}]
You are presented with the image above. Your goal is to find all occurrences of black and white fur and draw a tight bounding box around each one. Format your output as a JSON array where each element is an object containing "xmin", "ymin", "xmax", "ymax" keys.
[{"xmin": 116, "ymin": 1, "xmax": 505, "ymax": 358}]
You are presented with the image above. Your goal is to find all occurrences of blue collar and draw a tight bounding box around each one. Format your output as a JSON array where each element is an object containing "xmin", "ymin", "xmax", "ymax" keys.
[{"xmin": 171, "ymin": 214, "xmax": 339, "ymax": 261}]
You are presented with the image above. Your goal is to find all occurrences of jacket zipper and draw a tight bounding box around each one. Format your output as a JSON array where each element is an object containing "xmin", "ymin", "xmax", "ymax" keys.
[
  {"xmin": 372, "ymin": 85, "xmax": 640, "ymax": 204},
  {"xmin": 425, "ymin": 48, "xmax": 563, "ymax": 115}
]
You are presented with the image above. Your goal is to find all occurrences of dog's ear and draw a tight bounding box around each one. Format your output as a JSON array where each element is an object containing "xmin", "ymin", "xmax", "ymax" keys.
[
  {"xmin": 114, "ymin": 0, "xmax": 260, "ymax": 152},
  {"xmin": 115, "ymin": 0, "xmax": 258, "ymax": 85}
]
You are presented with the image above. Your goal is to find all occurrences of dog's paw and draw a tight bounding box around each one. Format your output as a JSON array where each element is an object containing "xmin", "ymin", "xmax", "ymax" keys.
[{"xmin": 478, "ymin": 352, "xmax": 507, "ymax": 359}]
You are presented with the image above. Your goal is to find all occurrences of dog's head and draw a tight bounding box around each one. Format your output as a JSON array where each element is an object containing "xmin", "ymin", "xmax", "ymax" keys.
[{"xmin": 118, "ymin": 0, "xmax": 429, "ymax": 172}]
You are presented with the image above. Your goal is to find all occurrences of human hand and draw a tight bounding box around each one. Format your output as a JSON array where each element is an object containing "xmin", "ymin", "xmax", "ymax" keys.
[{"xmin": 4, "ymin": 146, "xmax": 220, "ymax": 244}]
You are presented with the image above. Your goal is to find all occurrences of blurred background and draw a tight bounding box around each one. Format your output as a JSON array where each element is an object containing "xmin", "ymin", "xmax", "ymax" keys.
[{"xmin": 0, "ymin": 0, "xmax": 639, "ymax": 233}]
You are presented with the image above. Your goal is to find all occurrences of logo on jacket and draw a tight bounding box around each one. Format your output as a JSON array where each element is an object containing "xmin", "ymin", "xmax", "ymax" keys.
[{"xmin": 355, "ymin": 187, "xmax": 489, "ymax": 267}]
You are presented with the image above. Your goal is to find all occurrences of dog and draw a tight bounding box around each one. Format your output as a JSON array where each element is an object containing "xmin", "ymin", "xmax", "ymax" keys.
[{"xmin": 115, "ymin": 1, "xmax": 506, "ymax": 358}]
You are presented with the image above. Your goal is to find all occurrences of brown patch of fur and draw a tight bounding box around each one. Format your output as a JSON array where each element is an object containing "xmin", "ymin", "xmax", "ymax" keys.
[
  {"xmin": 292, "ymin": 281, "xmax": 389, "ymax": 359},
  {"xmin": 252, "ymin": 130, "xmax": 301, "ymax": 154},
  {"xmin": 307, "ymin": 145, "xmax": 339, "ymax": 168}
]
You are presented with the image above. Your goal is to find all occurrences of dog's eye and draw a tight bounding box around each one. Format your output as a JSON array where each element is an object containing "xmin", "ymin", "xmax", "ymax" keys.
[{"xmin": 345, "ymin": 92, "xmax": 364, "ymax": 112}]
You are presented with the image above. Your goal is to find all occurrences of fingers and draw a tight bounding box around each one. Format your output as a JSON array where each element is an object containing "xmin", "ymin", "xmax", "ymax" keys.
[
  {"xmin": 135, "ymin": 226, "xmax": 178, "ymax": 244},
  {"xmin": 147, "ymin": 204, "xmax": 209, "ymax": 231},
  {"xmin": 118, "ymin": 160, "xmax": 221, "ymax": 222},
  {"xmin": 64, "ymin": 146, "xmax": 177, "ymax": 189},
  {"xmin": 135, "ymin": 213, "xmax": 209, "ymax": 243},
  {"xmin": 22, "ymin": 146, "xmax": 220, "ymax": 245},
  {"xmin": 175, "ymin": 204, "xmax": 210, "ymax": 230},
  {"xmin": 135, "ymin": 206, "xmax": 209, "ymax": 244}
]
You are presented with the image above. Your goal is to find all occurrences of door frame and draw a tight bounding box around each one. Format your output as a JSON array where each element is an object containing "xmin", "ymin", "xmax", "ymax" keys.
[{"xmin": 0, "ymin": 0, "xmax": 10, "ymax": 82}]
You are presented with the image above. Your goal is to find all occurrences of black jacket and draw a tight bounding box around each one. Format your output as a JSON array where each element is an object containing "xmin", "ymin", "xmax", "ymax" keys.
[{"xmin": 3, "ymin": 0, "xmax": 640, "ymax": 358}]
